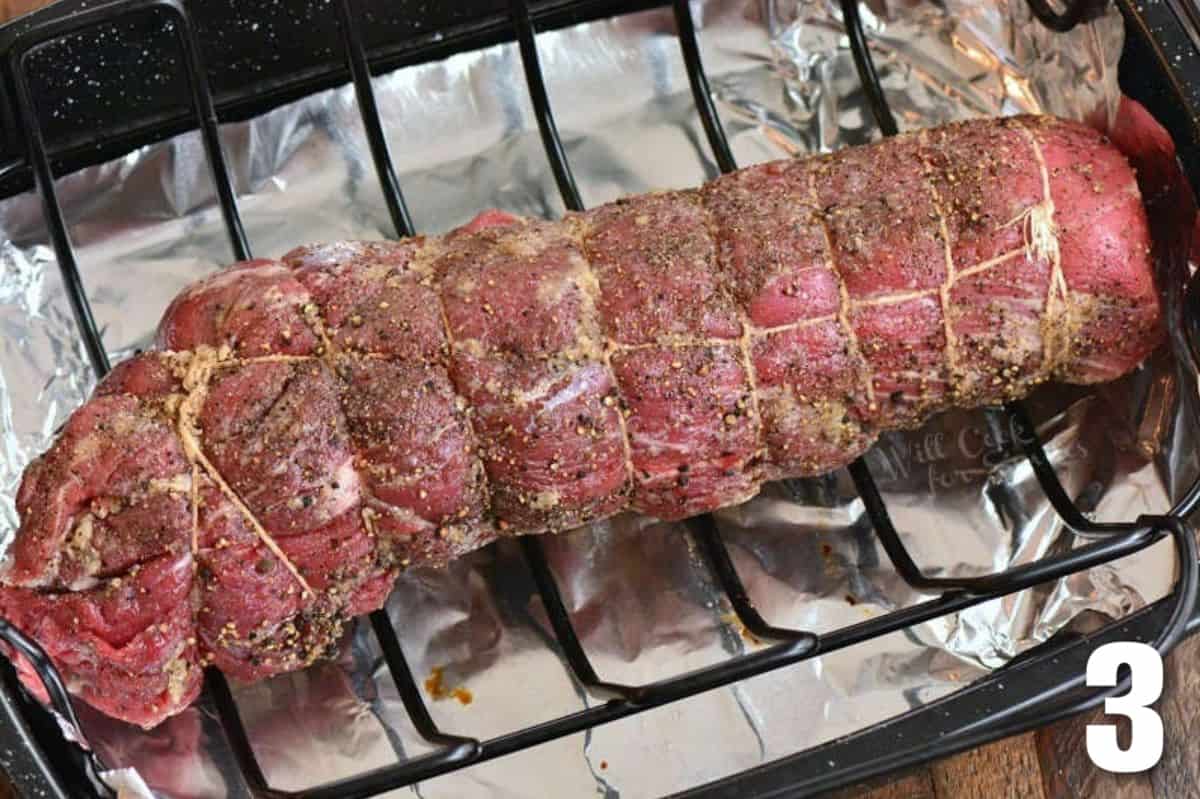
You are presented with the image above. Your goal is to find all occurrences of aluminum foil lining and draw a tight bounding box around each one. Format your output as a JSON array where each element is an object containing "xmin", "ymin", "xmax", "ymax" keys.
[{"xmin": 0, "ymin": 1, "xmax": 1195, "ymax": 796}]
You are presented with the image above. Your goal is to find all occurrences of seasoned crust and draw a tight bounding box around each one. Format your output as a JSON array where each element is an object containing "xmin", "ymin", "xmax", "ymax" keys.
[{"xmin": 0, "ymin": 114, "xmax": 1161, "ymax": 728}]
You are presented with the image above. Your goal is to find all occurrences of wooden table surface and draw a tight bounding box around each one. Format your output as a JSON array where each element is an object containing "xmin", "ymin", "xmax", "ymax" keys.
[{"xmin": 836, "ymin": 632, "xmax": 1200, "ymax": 799}]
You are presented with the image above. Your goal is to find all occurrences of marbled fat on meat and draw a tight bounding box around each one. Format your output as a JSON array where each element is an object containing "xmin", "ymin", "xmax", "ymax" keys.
[{"xmin": 0, "ymin": 115, "xmax": 1163, "ymax": 728}]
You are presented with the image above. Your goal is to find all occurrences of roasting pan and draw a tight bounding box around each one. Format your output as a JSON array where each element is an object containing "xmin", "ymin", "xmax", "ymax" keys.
[{"xmin": 1, "ymin": 0, "xmax": 1200, "ymax": 796}]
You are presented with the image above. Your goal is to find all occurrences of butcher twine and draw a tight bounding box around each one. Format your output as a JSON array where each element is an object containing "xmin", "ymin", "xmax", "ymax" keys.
[{"xmin": 165, "ymin": 124, "xmax": 1071, "ymax": 602}]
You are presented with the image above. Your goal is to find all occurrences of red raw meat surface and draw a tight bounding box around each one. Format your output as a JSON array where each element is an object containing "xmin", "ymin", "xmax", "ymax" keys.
[{"xmin": 0, "ymin": 115, "xmax": 1166, "ymax": 729}]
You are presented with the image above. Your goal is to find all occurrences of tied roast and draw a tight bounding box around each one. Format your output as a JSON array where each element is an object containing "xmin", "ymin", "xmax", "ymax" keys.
[{"xmin": 0, "ymin": 115, "xmax": 1163, "ymax": 728}]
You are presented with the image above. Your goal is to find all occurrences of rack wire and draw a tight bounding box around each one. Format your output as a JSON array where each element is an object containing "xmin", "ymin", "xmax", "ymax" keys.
[{"xmin": 0, "ymin": 0, "xmax": 1197, "ymax": 797}]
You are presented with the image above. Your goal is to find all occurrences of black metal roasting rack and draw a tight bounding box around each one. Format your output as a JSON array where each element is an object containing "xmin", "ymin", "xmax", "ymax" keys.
[{"xmin": 2, "ymin": 0, "xmax": 1200, "ymax": 796}]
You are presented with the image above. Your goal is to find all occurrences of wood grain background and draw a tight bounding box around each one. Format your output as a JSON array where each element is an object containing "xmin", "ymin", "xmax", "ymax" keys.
[{"xmin": 837, "ymin": 634, "xmax": 1200, "ymax": 799}]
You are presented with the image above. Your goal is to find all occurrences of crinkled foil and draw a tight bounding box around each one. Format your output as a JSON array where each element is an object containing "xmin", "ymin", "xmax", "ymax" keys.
[{"xmin": 0, "ymin": 1, "xmax": 1195, "ymax": 796}]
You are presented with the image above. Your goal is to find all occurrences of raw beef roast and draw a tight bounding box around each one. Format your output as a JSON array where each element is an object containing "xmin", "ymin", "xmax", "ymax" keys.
[{"xmin": 0, "ymin": 115, "xmax": 1163, "ymax": 728}]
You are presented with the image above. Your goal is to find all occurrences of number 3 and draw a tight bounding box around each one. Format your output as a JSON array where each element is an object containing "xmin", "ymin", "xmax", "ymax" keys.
[{"xmin": 1086, "ymin": 641, "xmax": 1164, "ymax": 772}]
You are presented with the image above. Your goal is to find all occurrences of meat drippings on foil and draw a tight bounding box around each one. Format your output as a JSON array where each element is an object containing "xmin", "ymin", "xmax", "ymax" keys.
[{"xmin": 424, "ymin": 666, "xmax": 474, "ymax": 705}]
